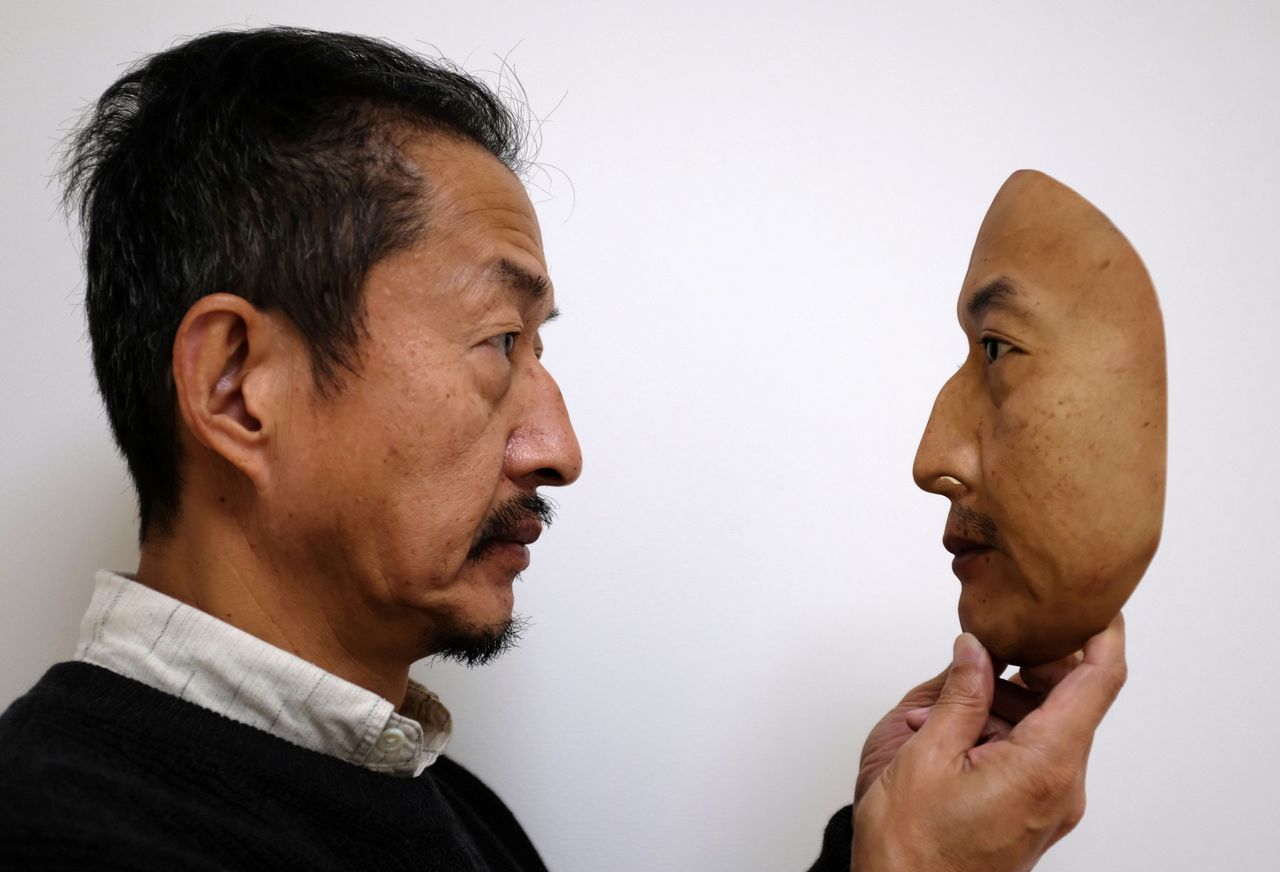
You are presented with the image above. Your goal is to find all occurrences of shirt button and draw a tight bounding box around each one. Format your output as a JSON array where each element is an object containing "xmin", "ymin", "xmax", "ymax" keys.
[{"xmin": 378, "ymin": 727, "xmax": 407, "ymax": 753}]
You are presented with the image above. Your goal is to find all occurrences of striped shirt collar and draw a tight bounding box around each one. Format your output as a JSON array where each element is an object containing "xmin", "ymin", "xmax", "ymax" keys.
[{"xmin": 74, "ymin": 570, "xmax": 451, "ymax": 777}]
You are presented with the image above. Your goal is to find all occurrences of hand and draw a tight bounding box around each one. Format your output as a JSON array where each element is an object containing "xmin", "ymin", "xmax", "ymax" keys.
[
  {"xmin": 850, "ymin": 614, "xmax": 1127, "ymax": 872},
  {"xmin": 856, "ymin": 660, "xmax": 1038, "ymax": 806}
]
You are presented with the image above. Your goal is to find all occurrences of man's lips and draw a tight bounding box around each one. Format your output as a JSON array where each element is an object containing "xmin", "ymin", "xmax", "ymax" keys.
[
  {"xmin": 496, "ymin": 518, "xmax": 543, "ymax": 547},
  {"xmin": 472, "ymin": 518, "xmax": 542, "ymax": 573},
  {"xmin": 467, "ymin": 491, "xmax": 555, "ymax": 571}
]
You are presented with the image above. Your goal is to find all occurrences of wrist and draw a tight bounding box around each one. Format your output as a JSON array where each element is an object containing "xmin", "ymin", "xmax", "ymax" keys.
[
  {"xmin": 850, "ymin": 802, "xmax": 941, "ymax": 872},
  {"xmin": 850, "ymin": 799, "xmax": 894, "ymax": 872}
]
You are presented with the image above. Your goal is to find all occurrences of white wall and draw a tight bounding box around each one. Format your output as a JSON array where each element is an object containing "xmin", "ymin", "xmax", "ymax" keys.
[{"xmin": 3, "ymin": 2, "xmax": 1278, "ymax": 869}]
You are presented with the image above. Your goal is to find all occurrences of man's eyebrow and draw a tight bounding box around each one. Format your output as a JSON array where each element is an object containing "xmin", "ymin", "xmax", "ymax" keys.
[
  {"xmin": 492, "ymin": 258, "xmax": 551, "ymax": 303},
  {"xmin": 966, "ymin": 277, "xmax": 1022, "ymax": 317}
]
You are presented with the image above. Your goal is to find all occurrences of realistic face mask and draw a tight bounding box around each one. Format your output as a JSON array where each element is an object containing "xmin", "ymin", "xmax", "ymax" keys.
[{"xmin": 913, "ymin": 170, "xmax": 1166, "ymax": 666}]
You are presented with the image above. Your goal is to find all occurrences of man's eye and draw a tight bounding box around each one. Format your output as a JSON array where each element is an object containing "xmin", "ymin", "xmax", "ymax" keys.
[
  {"xmin": 487, "ymin": 332, "xmax": 518, "ymax": 356},
  {"xmin": 983, "ymin": 338, "xmax": 1015, "ymax": 363}
]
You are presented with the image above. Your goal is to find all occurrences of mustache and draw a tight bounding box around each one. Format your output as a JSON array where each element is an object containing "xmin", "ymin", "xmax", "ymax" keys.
[
  {"xmin": 950, "ymin": 504, "xmax": 1001, "ymax": 549},
  {"xmin": 466, "ymin": 492, "xmax": 557, "ymax": 562}
]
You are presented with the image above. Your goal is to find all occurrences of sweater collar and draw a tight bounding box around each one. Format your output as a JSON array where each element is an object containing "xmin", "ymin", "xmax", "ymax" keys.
[{"xmin": 74, "ymin": 570, "xmax": 451, "ymax": 777}]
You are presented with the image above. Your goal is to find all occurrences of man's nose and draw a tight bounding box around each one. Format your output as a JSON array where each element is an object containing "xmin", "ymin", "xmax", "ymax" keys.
[
  {"xmin": 912, "ymin": 369, "xmax": 979, "ymax": 498},
  {"xmin": 505, "ymin": 361, "xmax": 583, "ymax": 489}
]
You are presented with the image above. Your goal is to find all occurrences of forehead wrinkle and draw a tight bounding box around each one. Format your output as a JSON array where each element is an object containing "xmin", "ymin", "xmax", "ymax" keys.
[
  {"xmin": 445, "ymin": 201, "xmax": 539, "ymax": 225},
  {"xmin": 430, "ymin": 204, "xmax": 541, "ymax": 253}
]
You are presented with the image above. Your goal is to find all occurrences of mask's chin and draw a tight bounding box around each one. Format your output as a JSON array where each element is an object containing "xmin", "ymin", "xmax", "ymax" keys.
[
  {"xmin": 958, "ymin": 567, "xmax": 1061, "ymax": 667},
  {"xmin": 981, "ymin": 550, "xmax": 1141, "ymax": 665},
  {"xmin": 959, "ymin": 597, "xmax": 1017, "ymax": 664}
]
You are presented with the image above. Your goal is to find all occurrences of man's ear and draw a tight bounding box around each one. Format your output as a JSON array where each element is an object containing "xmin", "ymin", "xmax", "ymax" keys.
[{"xmin": 172, "ymin": 293, "xmax": 287, "ymax": 489}]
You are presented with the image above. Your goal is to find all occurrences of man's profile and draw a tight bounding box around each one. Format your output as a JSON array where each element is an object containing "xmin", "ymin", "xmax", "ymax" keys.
[
  {"xmin": 0, "ymin": 26, "xmax": 1128, "ymax": 872},
  {"xmin": 2, "ymin": 28, "xmax": 576, "ymax": 868}
]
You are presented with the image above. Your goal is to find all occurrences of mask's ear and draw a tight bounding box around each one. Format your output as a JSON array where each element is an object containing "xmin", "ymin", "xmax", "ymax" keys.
[{"xmin": 171, "ymin": 293, "xmax": 285, "ymax": 491}]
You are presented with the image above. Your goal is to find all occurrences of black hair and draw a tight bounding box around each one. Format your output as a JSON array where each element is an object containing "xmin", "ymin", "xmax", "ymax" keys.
[{"xmin": 61, "ymin": 27, "xmax": 527, "ymax": 540}]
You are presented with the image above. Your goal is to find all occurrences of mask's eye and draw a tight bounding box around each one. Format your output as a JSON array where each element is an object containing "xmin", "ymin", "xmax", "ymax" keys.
[
  {"xmin": 983, "ymin": 337, "xmax": 1015, "ymax": 363},
  {"xmin": 487, "ymin": 332, "xmax": 518, "ymax": 356}
]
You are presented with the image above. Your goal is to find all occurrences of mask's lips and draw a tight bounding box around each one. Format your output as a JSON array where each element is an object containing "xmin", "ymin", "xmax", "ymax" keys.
[
  {"xmin": 943, "ymin": 531, "xmax": 995, "ymax": 557},
  {"xmin": 943, "ymin": 521, "xmax": 999, "ymax": 585},
  {"xmin": 943, "ymin": 503, "xmax": 1001, "ymax": 554}
]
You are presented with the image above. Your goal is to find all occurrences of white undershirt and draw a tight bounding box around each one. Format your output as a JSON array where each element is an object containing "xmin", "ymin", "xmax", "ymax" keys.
[{"xmin": 73, "ymin": 570, "xmax": 451, "ymax": 777}]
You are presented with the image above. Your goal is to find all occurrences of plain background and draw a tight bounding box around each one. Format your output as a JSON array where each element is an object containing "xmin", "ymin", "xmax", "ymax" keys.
[{"xmin": 3, "ymin": 2, "xmax": 1278, "ymax": 870}]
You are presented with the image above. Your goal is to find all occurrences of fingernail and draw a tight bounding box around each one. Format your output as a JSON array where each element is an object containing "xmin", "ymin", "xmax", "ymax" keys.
[{"xmin": 953, "ymin": 633, "xmax": 985, "ymax": 665}]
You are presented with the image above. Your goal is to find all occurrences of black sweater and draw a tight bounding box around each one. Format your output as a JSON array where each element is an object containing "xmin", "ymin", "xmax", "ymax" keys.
[
  {"xmin": 0, "ymin": 662, "xmax": 547, "ymax": 871},
  {"xmin": 0, "ymin": 662, "xmax": 853, "ymax": 870}
]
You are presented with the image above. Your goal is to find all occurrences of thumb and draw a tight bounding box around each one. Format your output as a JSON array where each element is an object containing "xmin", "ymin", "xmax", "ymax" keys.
[{"xmin": 915, "ymin": 633, "xmax": 995, "ymax": 757}]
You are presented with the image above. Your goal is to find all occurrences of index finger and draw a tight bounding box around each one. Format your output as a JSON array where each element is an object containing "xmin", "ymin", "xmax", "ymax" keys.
[{"xmin": 1012, "ymin": 612, "xmax": 1127, "ymax": 749}]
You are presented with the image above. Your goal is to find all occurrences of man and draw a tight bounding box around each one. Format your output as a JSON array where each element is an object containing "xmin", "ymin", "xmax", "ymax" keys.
[{"xmin": 0, "ymin": 27, "xmax": 1125, "ymax": 871}]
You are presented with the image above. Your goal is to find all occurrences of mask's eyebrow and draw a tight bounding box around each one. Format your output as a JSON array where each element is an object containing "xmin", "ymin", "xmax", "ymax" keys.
[{"xmin": 966, "ymin": 276, "xmax": 1022, "ymax": 318}]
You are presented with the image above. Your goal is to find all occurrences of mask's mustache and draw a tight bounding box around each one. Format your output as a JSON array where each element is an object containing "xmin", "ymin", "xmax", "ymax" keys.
[
  {"xmin": 467, "ymin": 492, "xmax": 557, "ymax": 562},
  {"xmin": 950, "ymin": 504, "xmax": 1001, "ymax": 549}
]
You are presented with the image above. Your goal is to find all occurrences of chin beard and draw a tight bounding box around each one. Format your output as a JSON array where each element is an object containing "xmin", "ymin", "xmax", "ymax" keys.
[{"xmin": 429, "ymin": 613, "xmax": 530, "ymax": 667}]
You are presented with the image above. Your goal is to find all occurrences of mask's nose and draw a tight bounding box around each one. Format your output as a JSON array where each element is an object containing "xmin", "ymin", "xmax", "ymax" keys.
[{"xmin": 913, "ymin": 368, "xmax": 980, "ymax": 499}]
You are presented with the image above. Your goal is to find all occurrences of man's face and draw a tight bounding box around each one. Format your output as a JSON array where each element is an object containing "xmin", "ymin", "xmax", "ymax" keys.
[
  {"xmin": 913, "ymin": 170, "xmax": 1165, "ymax": 666},
  {"xmin": 266, "ymin": 136, "xmax": 582, "ymax": 663}
]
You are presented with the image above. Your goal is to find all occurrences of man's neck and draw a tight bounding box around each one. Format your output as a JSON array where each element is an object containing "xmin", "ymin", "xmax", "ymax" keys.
[{"xmin": 135, "ymin": 510, "xmax": 414, "ymax": 708}]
